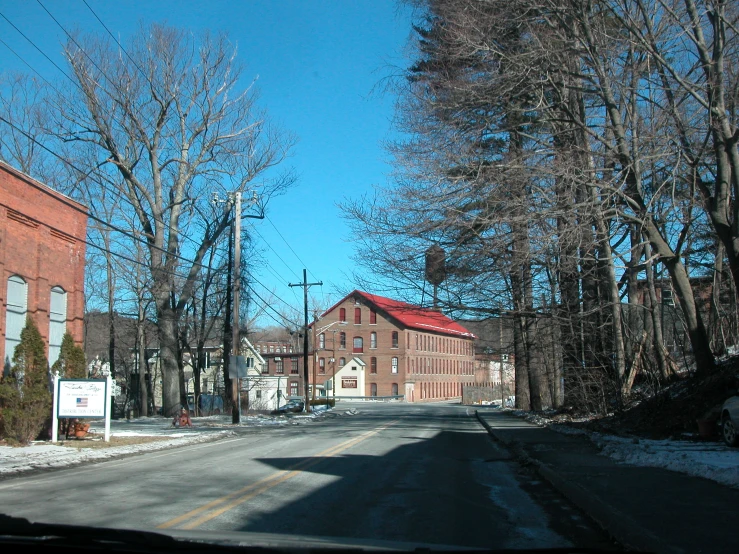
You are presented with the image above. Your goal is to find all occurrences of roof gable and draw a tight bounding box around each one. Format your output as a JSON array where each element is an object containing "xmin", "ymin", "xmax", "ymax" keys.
[{"xmin": 322, "ymin": 290, "xmax": 476, "ymax": 339}]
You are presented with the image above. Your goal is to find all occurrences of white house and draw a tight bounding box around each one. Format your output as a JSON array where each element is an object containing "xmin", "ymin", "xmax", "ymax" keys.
[
  {"xmin": 325, "ymin": 357, "xmax": 366, "ymax": 399},
  {"xmin": 241, "ymin": 338, "xmax": 290, "ymax": 412}
]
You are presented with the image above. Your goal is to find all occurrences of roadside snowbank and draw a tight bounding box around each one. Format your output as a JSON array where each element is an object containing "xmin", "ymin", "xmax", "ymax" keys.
[
  {"xmin": 500, "ymin": 409, "xmax": 739, "ymax": 488},
  {"xmin": 0, "ymin": 429, "xmax": 233, "ymax": 476},
  {"xmin": 590, "ymin": 431, "xmax": 739, "ymax": 489},
  {"xmin": 548, "ymin": 421, "xmax": 739, "ymax": 489},
  {"xmin": 0, "ymin": 410, "xmax": 333, "ymax": 477}
]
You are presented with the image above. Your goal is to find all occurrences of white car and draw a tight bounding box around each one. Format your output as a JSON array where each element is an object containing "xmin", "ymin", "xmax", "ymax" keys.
[{"xmin": 721, "ymin": 396, "xmax": 739, "ymax": 446}]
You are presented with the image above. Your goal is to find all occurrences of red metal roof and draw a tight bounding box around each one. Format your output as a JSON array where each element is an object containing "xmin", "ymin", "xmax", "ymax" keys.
[{"xmin": 321, "ymin": 290, "xmax": 476, "ymax": 339}]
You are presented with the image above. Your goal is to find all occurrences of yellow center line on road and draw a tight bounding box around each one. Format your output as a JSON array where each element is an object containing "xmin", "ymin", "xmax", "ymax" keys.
[{"xmin": 157, "ymin": 419, "xmax": 399, "ymax": 530}]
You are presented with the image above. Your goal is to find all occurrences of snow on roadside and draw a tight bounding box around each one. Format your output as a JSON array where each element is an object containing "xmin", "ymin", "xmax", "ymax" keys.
[
  {"xmin": 0, "ymin": 430, "xmax": 234, "ymax": 476},
  {"xmin": 547, "ymin": 423, "xmax": 739, "ymax": 489},
  {"xmin": 0, "ymin": 410, "xmax": 335, "ymax": 477},
  {"xmin": 590, "ymin": 433, "xmax": 739, "ymax": 489},
  {"xmin": 503, "ymin": 410, "xmax": 739, "ymax": 489}
]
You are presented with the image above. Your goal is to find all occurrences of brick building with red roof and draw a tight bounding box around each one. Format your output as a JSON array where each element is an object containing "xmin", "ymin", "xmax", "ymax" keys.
[{"xmin": 311, "ymin": 290, "xmax": 476, "ymax": 402}]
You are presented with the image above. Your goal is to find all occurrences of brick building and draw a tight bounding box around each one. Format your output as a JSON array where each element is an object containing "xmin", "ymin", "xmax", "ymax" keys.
[
  {"xmin": 0, "ymin": 161, "xmax": 87, "ymax": 373},
  {"xmin": 311, "ymin": 290, "xmax": 476, "ymax": 402},
  {"xmin": 252, "ymin": 338, "xmax": 305, "ymax": 399}
]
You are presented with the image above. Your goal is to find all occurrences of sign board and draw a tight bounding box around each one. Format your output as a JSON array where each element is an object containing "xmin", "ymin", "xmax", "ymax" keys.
[
  {"xmin": 342, "ymin": 378, "xmax": 358, "ymax": 389},
  {"xmin": 229, "ymin": 355, "xmax": 247, "ymax": 378},
  {"xmin": 57, "ymin": 379, "xmax": 108, "ymax": 418}
]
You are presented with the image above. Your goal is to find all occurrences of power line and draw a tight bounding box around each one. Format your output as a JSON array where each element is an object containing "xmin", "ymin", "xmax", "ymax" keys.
[
  {"xmin": 250, "ymin": 226, "xmax": 302, "ymax": 280},
  {"xmin": 81, "ymin": 0, "xmax": 149, "ymax": 82},
  {"xmin": 0, "ymin": 115, "xmax": 227, "ymax": 274},
  {"xmin": 264, "ymin": 214, "xmax": 317, "ymax": 280},
  {"xmin": 33, "ymin": 1, "xmax": 188, "ymax": 162},
  {"xmin": 0, "ymin": 10, "xmax": 80, "ymax": 89},
  {"xmin": 1, "ymin": 115, "xmax": 293, "ymax": 328},
  {"xmin": 245, "ymin": 283, "xmax": 300, "ymax": 329},
  {"xmin": 0, "ymin": 37, "xmax": 58, "ymax": 91}
]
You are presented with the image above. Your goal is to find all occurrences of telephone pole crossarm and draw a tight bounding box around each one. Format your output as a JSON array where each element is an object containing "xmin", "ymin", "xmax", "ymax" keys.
[{"xmin": 288, "ymin": 269, "xmax": 322, "ymax": 413}]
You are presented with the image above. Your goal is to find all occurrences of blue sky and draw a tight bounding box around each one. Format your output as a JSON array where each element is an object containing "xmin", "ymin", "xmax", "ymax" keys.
[{"xmin": 0, "ymin": 1, "xmax": 415, "ymax": 327}]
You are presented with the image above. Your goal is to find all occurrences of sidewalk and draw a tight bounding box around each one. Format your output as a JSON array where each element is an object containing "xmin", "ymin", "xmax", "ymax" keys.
[{"xmin": 476, "ymin": 410, "xmax": 739, "ymax": 554}]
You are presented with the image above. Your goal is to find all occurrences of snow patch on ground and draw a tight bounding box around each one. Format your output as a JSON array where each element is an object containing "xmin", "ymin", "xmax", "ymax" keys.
[
  {"xmin": 508, "ymin": 411, "xmax": 739, "ymax": 489},
  {"xmin": 591, "ymin": 433, "xmax": 739, "ymax": 489},
  {"xmin": 0, "ymin": 430, "xmax": 233, "ymax": 476},
  {"xmin": 546, "ymin": 422, "xmax": 739, "ymax": 488},
  {"xmin": 0, "ymin": 410, "xmax": 335, "ymax": 477}
]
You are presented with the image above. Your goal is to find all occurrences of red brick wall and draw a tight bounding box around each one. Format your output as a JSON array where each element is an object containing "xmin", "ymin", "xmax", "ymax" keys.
[
  {"xmin": 313, "ymin": 293, "xmax": 476, "ymax": 402},
  {"xmin": 0, "ymin": 162, "xmax": 88, "ymax": 367}
]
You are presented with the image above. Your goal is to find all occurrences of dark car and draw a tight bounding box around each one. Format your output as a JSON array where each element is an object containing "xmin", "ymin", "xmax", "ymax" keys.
[{"xmin": 270, "ymin": 400, "xmax": 304, "ymax": 415}]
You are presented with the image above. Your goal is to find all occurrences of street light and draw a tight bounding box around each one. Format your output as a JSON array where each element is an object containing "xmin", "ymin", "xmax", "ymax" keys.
[{"xmin": 313, "ymin": 319, "xmax": 344, "ymax": 406}]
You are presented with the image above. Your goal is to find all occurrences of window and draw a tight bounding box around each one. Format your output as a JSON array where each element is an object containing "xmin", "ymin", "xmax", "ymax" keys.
[
  {"xmin": 256, "ymin": 390, "xmax": 262, "ymax": 399},
  {"xmin": 290, "ymin": 382, "xmax": 299, "ymax": 397},
  {"xmin": 370, "ymin": 332, "xmax": 377, "ymax": 349},
  {"xmin": 354, "ymin": 307, "xmax": 361, "ymax": 324},
  {"xmin": 339, "ymin": 357, "xmax": 346, "ymax": 367},
  {"xmin": 290, "ymin": 358, "xmax": 298, "ymax": 374},
  {"xmin": 319, "ymin": 357, "xmax": 326, "ymax": 374},
  {"xmin": 391, "ymin": 331, "xmax": 398, "ymax": 349},
  {"xmin": 48, "ymin": 286, "xmax": 67, "ymax": 366},
  {"xmin": 4, "ymin": 276, "xmax": 27, "ymax": 370},
  {"xmin": 391, "ymin": 357, "xmax": 398, "ymax": 374},
  {"xmin": 353, "ymin": 336, "xmax": 363, "ymax": 353},
  {"xmin": 369, "ymin": 309, "xmax": 376, "ymax": 324},
  {"xmin": 370, "ymin": 357, "xmax": 377, "ymax": 374},
  {"xmin": 339, "ymin": 332, "xmax": 346, "ymax": 349},
  {"xmin": 370, "ymin": 383, "xmax": 377, "ymax": 397},
  {"xmin": 339, "ymin": 308, "xmax": 346, "ymax": 322},
  {"xmin": 269, "ymin": 345, "xmax": 274, "ymax": 353},
  {"xmin": 275, "ymin": 359, "xmax": 283, "ymax": 374},
  {"xmin": 391, "ymin": 383, "xmax": 399, "ymax": 396},
  {"xmin": 319, "ymin": 333, "xmax": 325, "ymax": 349}
]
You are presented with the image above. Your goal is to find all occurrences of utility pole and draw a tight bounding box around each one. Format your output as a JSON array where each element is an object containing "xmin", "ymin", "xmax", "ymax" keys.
[
  {"xmin": 213, "ymin": 190, "xmax": 263, "ymax": 424},
  {"xmin": 232, "ymin": 191, "xmax": 242, "ymax": 424},
  {"xmin": 289, "ymin": 269, "xmax": 322, "ymax": 412}
]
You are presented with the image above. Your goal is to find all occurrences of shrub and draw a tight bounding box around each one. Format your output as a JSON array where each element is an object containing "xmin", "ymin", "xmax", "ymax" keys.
[
  {"xmin": 51, "ymin": 332, "xmax": 87, "ymax": 378},
  {"xmin": 0, "ymin": 318, "xmax": 52, "ymax": 445}
]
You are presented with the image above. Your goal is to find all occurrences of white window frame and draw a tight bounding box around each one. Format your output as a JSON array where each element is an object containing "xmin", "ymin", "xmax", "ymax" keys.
[
  {"xmin": 49, "ymin": 286, "xmax": 67, "ymax": 366},
  {"xmin": 4, "ymin": 275, "xmax": 28, "ymax": 369}
]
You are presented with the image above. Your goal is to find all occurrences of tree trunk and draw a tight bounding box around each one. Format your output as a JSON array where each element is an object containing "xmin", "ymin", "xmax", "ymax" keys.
[
  {"xmin": 156, "ymin": 302, "xmax": 180, "ymax": 417},
  {"xmin": 644, "ymin": 241, "xmax": 671, "ymax": 380},
  {"xmin": 137, "ymin": 300, "xmax": 148, "ymax": 417}
]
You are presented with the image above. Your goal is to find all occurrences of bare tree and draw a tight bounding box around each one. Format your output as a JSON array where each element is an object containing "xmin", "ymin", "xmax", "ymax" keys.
[{"xmin": 48, "ymin": 24, "xmax": 296, "ymax": 416}]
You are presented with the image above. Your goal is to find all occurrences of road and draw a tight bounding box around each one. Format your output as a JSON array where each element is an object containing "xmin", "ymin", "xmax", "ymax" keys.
[{"xmin": 0, "ymin": 403, "xmax": 615, "ymax": 550}]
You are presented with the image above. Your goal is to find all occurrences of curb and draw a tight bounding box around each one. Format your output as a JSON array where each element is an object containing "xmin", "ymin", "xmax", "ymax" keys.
[{"xmin": 475, "ymin": 410, "xmax": 682, "ymax": 554}]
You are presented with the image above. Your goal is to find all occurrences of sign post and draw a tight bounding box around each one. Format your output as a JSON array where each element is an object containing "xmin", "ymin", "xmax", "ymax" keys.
[
  {"xmin": 51, "ymin": 371, "xmax": 60, "ymax": 443},
  {"xmin": 53, "ymin": 376, "xmax": 110, "ymax": 442}
]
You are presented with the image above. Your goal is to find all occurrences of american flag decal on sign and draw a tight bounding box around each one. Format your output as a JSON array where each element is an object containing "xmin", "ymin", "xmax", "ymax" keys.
[{"xmin": 76, "ymin": 397, "xmax": 88, "ymax": 407}]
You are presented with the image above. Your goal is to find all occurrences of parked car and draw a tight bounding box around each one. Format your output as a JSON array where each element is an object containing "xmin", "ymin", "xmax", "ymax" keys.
[
  {"xmin": 271, "ymin": 400, "xmax": 304, "ymax": 415},
  {"xmin": 721, "ymin": 395, "xmax": 739, "ymax": 447}
]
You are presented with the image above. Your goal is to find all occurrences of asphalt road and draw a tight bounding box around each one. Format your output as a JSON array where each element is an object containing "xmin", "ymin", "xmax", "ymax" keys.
[{"xmin": 0, "ymin": 403, "xmax": 616, "ymax": 550}]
